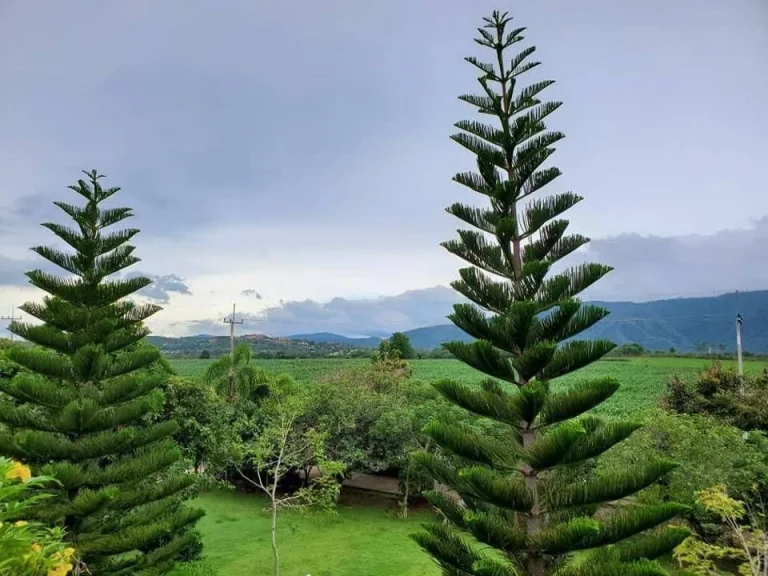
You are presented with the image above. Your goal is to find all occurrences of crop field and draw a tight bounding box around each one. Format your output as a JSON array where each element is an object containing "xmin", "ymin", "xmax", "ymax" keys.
[{"xmin": 168, "ymin": 355, "xmax": 766, "ymax": 420}]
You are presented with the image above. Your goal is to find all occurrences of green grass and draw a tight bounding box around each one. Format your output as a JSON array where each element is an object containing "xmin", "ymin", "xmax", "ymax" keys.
[
  {"xmin": 173, "ymin": 491, "xmax": 692, "ymax": 576},
  {"xmin": 169, "ymin": 356, "xmax": 766, "ymax": 420},
  {"xmin": 173, "ymin": 490, "xmax": 439, "ymax": 576}
]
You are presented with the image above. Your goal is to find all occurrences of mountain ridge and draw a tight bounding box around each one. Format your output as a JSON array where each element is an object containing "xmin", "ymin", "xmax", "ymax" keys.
[{"xmin": 149, "ymin": 290, "xmax": 768, "ymax": 355}]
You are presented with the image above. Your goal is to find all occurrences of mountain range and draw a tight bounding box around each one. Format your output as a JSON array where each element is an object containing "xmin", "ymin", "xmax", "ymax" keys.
[{"xmin": 149, "ymin": 290, "xmax": 768, "ymax": 356}]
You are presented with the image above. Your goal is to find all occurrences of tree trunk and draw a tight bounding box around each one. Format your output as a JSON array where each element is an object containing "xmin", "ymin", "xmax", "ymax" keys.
[
  {"xmin": 522, "ymin": 428, "xmax": 545, "ymax": 576},
  {"xmin": 401, "ymin": 465, "xmax": 410, "ymax": 519},
  {"xmin": 271, "ymin": 500, "xmax": 279, "ymax": 576}
]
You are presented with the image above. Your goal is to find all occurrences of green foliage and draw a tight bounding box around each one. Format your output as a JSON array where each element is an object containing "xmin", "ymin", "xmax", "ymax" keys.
[
  {"xmin": 598, "ymin": 409, "xmax": 768, "ymax": 547},
  {"xmin": 0, "ymin": 170, "xmax": 202, "ymax": 575},
  {"xmin": 1, "ymin": 457, "xmax": 76, "ymax": 576},
  {"xmin": 300, "ymin": 363, "xmax": 475, "ymax": 478},
  {"xmin": 202, "ymin": 343, "xmax": 268, "ymax": 403},
  {"xmin": 198, "ymin": 350, "xmax": 210, "ymax": 360},
  {"xmin": 230, "ymin": 374, "xmax": 344, "ymax": 576},
  {"xmin": 382, "ymin": 333, "xmax": 416, "ymax": 360},
  {"xmin": 609, "ymin": 344, "xmax": 648, "ymax": 358},
  {"xmin": 414, "ymin": 12, "xmax": 685, "ymax": 575},
  {"xmin": 665, "ymin": 362, "xmax": 768, "ymax": 431},
  {"xmin": 673, "ymin": 484, "xmax": 767, "ymax": 576},
  {"xmin": 152, "ymin": 376, "xmax": 234, "ymax": 477}
]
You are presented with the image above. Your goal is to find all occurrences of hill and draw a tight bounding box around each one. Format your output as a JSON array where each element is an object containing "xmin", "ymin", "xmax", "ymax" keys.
[
  {"xmin": 147, "ymin": 333, "xmax": 372, "ymax": 358},
  {"xmin": 149, "ymin": 290, "xmax": 768, "ymax": 357},
  {"xmin": 288, "ymin": 291, "xmax": 768, "ymax": 353}
]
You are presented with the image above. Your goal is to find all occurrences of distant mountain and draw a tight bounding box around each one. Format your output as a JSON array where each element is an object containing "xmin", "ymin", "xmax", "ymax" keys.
[
  {"xmin": 150, "ymin": 290, "xmax": 768, "ymax": 356},
  {"xmin": 289, "ymin": 291, "xmax": 768, "ymax": 353},
  {"xmin": 287, "ymin": 332, "xmax": 383, "ymax": 348}
]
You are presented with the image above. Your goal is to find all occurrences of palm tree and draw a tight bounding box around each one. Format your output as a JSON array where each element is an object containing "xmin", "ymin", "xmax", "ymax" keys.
[{"xmin": 203, "ymin": 343, "xmax": 268, "ymax": 402}]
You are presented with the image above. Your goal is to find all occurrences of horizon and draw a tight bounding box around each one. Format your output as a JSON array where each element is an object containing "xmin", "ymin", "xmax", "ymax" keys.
[
  {"xmin": 1, "ymin": 0, "xmax": 767, "ymax": 337},
  {"xmin": 151, "ymin": 287, "xmax": 763, "ymax": 339}
]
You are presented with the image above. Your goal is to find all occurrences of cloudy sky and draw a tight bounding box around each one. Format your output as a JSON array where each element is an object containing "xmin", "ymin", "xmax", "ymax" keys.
[{"xmin": 1, "ymin": 0, "xmax": 766, "ymax": 337}]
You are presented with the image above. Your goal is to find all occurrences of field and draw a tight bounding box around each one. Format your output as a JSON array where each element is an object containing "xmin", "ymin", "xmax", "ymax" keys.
[{"xmin": 169, "ymin": 355, "xmax": 766, "ymax": 420}]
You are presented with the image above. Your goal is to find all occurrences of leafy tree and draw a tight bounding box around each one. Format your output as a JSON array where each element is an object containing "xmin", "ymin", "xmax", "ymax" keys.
[
  {"xmin": 387, "ymin": 332, "xmax": 415, "ymax": 360},
  {"xmin": 198, "ymin": 350, "xmax": 210, "ymax": 360},
  {"xmin": 0, "ymin": 170, "xmax": 203, "ymax": 574},
  {"xmin": 154, "ymin": 376, "xmax": 233, "ymax": 476},
  {"xmin": 411, "ymin": 13, "xmax": 687, "ymax": 575},
  {"xmin": 202, "ymin": 343, "xmax": 267, "ymax": 403},
  {"xmin": 231, "ymin": 376, "xmax": 343, "ymax": 576},
  {"xmin": 673, "ymin": 484, "xmax": 767, "ymax": 575}
]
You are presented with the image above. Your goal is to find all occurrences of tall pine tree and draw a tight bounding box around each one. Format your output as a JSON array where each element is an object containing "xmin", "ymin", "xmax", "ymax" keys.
[
  {"xmin": 0, "ymin": 170, "xmax": 203, "ymax": 575},
  {"xmin": 412, "ymin": 12, "xmax": 688, "ymax": 576}
]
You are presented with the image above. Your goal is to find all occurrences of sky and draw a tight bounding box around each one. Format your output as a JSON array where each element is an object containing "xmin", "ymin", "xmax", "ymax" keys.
[{"xmin": 1, "ymin": 0, "xmax": 767, "ymax": 337}]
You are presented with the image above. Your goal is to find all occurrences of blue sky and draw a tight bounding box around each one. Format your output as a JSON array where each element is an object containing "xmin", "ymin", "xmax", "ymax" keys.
[{"xmin": 1, "ymin": 0, "xmax": 767, "ymax": 336}]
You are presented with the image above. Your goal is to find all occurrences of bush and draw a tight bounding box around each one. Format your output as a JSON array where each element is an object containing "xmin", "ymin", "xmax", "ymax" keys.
[
  {"xmin": 598, "ymin": 409, "xmax": 768, "ymax": 538},
  {"xmin": 1, "ymin": 457, "xmax": 75, "ymax": 576},
  {"xmin": 154, "ymin": 376, "xmax": 235, "ymax": 476},
  {"xmin": 607, "ymin": 343, "xmax": 647, "ymax": 357},
  {"xmin": 665, "ymin": 361, "xmax": 768, "ymax": 430}
]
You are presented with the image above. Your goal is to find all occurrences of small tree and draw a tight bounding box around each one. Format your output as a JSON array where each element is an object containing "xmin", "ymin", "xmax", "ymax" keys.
[
  {"xmin": 674, "ymin": 484, "xmax": 767, "ymax": 575},
  {"xmin": 232, "ymin": 375, "xmax": 343, "ymax": 576},
  {"xmin": 199, "ymin": 350, "xmax": 210, "ymax": 360},
  {"xmin": 411, "ymin": 12, "xmax": 688, "ymax": 575},
  {"xmin": 203, "ymin": 343, "xmax": 267, "ymax": 403},
  {"xmin": 0, "ymin": 170, "xmax": 202, "ymax": 574},
  {"xmin": 388, "ymin": 332, "xmax": 415, "ymax": 360}
]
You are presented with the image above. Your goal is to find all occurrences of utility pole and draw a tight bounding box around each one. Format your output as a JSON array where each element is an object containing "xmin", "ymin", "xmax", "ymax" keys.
[
  {"xmin": 0, "ymin": 306, "xmax": 21, "ymax": 342},
  {"xmin": 222, "ymin": 303, "xmax": 244, "ymax": 402},
  {"xmin": 736, "ymin": 313, "xmax": 744, "ymax": 376},
  {"xmin": 223, "ymin": 303, "xmax": 243, "ymax": 359}
]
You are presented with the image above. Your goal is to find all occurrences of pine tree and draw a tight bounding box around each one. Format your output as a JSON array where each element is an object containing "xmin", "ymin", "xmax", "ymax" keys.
[
  {"xmin": 412, "ymin": 12, "xmax": 689, "ymax": 576},
  {"xmin": 0, "ymin": 170, "xmax": 203, "ymax": 575}
]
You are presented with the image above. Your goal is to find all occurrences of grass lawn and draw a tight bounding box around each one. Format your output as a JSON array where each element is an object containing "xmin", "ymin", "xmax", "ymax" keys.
[
  {"xmin": 173, "ymin": 491, "xmax": 695, "ymax": 576},
  {"xmin": 173, "ymin": 490, "xmax": 440, "ymax": 576}
]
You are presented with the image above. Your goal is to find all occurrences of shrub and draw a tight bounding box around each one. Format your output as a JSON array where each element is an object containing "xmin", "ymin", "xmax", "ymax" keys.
[
  {"xmin": 665, "ymin": 361, "xmax": 768, "ymax": 431},
  {"xmin": 1, "ymin": 457, "xmax": 75, "ymax": 576}
]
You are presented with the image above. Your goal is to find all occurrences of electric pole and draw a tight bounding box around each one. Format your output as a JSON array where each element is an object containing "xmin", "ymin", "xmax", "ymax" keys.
[
  {"xmin": 223, "ymin": 303, "xmax": 243, "ymax": 359},
  {"xmin": 222, "ymin": 303, "xmax": 244, "ymax": 402},
  {"xmin": 736, "ymin": 313, "xmax": 744, "ymax": 395},
  {"xmin": 0, "ymin": 306, "xmax": 21, "ymax": 342}
]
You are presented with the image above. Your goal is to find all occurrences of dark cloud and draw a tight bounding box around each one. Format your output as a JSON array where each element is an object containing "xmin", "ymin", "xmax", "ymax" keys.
[
  {"xmin": 241, "ymin": 289, "xmax": 263, "ymax": 299},
  {"xmin": 127, "ymin": 272, "xmax": 192, "ymax": 304},
  {"xmin": 1, "ymin": 0, "xmax": 766, "ymax": 245},
  {"xmin": 580, "ymin": 217, "xmax": 768, "ymax": 302}
]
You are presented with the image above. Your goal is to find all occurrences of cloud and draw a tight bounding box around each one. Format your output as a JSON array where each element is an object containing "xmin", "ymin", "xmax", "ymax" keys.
[
  {"xmin": 241, "ymin": 289, "xmax": 263, "ymax": 299},
  {"xmin": 128, "ymin": 272, "xmax": 192, "ymax": 303},
  {"xmin": 177, "ymin": 218, "xmax": 768, "ymax": 337},
  {"xmin": 580, "ymin": 217, "xmax": 768, "ymax": 302},
  {"xmin": 184, "ymin": 286, "xmax": 462, "ymax": 337}
]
